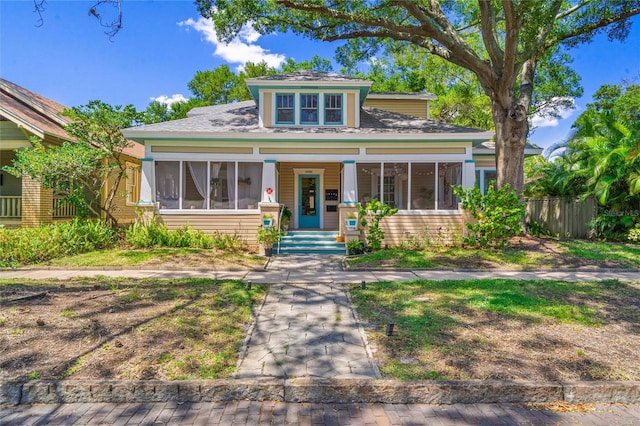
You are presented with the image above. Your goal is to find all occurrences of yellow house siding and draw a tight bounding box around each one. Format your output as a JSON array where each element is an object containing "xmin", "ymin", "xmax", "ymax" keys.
[
  {"xmin": 376, "ymin": 213, "xmax": 464, "ymax": 246},
  {"xmin": 160, "ymin": 214, "xmax": 261, "ymax": 244},
  {"xmin": 278, "ymin": 162, "xmax": 341, "ymax": 230},
  {"xmin": 263, "ymin": 92, "xmax": 273, "ymax": 127},
  {"xmin": 364, "ymin": 98, "xmax": 428, "ymax": 118},
  {"xmin": 346, "ymin": 93, "xmax": 356, "ymax": 128},
  {"xmin": 474, "ymin": 157, "xmax": 495, "ymax": 168}
]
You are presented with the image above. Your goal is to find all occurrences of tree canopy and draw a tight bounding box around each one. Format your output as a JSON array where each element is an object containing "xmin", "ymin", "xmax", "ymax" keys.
[
  {"xmin": 525, "ymin": 82, "xmax": 640, "ymax": 239},
  {"xmin": 3, "ymin": 101, "xmax": 144, "ymax": 226},
  {"xmin": 197, "ymin": 0, "xmax": 640, "ymax": 194}
]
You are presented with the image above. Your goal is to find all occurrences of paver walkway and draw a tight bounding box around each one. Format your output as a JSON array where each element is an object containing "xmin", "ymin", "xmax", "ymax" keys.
[
  {"xmin": 236, "ymin": 281, "xmax": 378, "ymax": 379},
  {"xmin": 3, "ymin": 400, "xmax": 640, "ymax": 425}
]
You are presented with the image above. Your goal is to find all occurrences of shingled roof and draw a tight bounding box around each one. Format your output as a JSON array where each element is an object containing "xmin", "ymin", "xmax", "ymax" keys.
[
  {"xmin": 124, "ymin": 101, "xmax": 493, "ymax": 140},
  {"xmin": 0, "ymin": 78, "xmax": 72, "ymax": 141},
  {"xmin": 0, "ymin": 78, "xmax": 143, "ymax": 159}
]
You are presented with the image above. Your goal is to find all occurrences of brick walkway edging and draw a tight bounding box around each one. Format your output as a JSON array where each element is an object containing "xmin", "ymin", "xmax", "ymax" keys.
[{"xmin": 2, "ymin": 379, "xmax": 639, "ymax": 406}]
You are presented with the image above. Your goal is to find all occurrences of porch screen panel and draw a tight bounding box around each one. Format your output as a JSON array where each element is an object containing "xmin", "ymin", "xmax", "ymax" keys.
[
  {"xmin": 411, "ymin": 163, "xmax": 436, "ymax": 210},
  {"xmin": 156, "ymin": 161, "xmax": 180, "ymax": 209},
  {"xmin": 438, "ymin": 162, "xmax": 462, "ymax": 210},
  {"xmin": 184, "ymin": 161, "xmax": 207, "ymax": 209},
  {"xmin": 356, "ymin": 163, "xmax": 378, "ymax": 205},
  {"xmin": 384, "ymin": 163, "xmax": 408, "ymax": 209},
  {"xmin": 210, "ymin": 162, "xmax": 235, "ymax": 209},
  {"xmin": 237, "ymin": 162, "xmax": 262, "ymax": 209}
]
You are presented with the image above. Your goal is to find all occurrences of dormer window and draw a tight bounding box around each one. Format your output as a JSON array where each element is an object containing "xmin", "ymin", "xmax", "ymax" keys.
[
  {"xmin": 324, "ymin": 94, "xmax": 343, "ymax": 124},
  {"xmin": 276, "ymin": 93, "xmax": 294, "ymax": 124},
  {"xmin": 300, "ymin": 94, "xmax": 319, "ymax": 124}
]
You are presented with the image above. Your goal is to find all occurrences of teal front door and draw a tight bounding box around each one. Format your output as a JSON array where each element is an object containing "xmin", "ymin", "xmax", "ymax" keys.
[{"xmin": 299, "ymin": 174, "xmax": 320, "ymax": 228}]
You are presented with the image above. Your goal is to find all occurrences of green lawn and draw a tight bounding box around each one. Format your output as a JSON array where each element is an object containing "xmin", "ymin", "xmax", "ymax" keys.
[
  {"xmin": 345, "ymin": 239, "xmax": 640, "ymax": 270},
  {"xmin": 349, "ymin": 278, "xmax": 639, "ymax": 381},
  {"xmin": 44, "ymin": 247, "xmax": 265, "ymax": 269}
]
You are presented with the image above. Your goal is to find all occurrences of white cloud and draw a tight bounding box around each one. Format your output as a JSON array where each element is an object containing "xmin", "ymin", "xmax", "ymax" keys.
[
  {"xmin": 178, "ymin": 17, "xmax": 286, "ymax": 69},
  {"xmin": 150, "ymin": 94, "xmax": 188, "ymax": 107},
  {"xmin": 530, "ymin": 97, "xmax": 579, "ymax": 128}
]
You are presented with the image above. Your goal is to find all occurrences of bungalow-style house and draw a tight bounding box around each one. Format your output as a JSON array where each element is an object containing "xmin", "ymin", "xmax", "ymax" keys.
[
  {"xmin": 122, "ymin": 71, "xmax": 540, "ymax": 252},
  {"xmin": 0, "ymin": 78, "xmax": 143, "ymax": 228}
]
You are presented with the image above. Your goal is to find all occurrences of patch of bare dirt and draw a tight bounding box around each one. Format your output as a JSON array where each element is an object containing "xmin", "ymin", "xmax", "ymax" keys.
[{"xmin": 0, "ymin": 279, "xmax": 258, "ymax": 381}]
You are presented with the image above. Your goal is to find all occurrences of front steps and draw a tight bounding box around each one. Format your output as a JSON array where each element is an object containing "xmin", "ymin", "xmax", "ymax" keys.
[{"xmin": 276, "ymin": 231, "xmax": 346, "ymax": 255}]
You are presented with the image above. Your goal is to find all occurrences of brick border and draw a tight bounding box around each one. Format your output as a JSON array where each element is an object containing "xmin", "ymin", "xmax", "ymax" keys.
[{"xmin": 3, "ymin": 379, "xmax": 639, "ymax": 406}]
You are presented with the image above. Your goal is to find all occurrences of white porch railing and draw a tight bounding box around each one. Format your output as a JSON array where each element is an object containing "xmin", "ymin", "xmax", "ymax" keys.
[
  {"xmin": 0, "ymin": 196, "xmax": 21, "ymax": 218},
  {"xmin": 52, "ymin": 197, "xmax": 77, "ymax": 218},
  {"xmin": 0, "ymin": 196, "xmax": 77, "ymax": 219}
]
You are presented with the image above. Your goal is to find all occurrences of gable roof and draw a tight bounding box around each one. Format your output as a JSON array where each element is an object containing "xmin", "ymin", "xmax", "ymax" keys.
[
  {"xmin": 0, "ymin": 78, "xmax": 72, "ymax": 142},
  {"xmin": 123, "ymin": 101, "xmax": 494, "ymax": 143},
  {"xmin": 0, "ymin": 78, "xmax": 144, "ymax": 159}
]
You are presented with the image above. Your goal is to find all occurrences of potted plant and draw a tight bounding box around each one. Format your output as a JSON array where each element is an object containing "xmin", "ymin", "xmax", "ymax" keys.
[
  {"xmin": 345, "ymin": 213, "xmax": 358, "ymax": 230},
  {"xmin": 256, "ymin": 225, "xmax": 281, "ymax": 256},
  {"xmin": 262, "ymin": 214, "xmax": 274, "ymax": 227},
  {"xmin": 280, "ymin": 206, "xmax": 292, "ymax": 231}
]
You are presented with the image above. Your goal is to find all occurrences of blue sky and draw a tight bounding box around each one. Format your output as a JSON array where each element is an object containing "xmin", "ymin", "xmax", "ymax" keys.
[{"xmin": 1, "ymin": 1, "xmax": 639, "ymax": 150}]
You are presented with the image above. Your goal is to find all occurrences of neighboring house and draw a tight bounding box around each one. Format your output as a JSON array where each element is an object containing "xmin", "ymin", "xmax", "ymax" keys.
[
  {"xmin": 122, "ymin": 71, "xmax": 541, "ymax": 248},
  {"xmin": 0, "ymin": 78, "xmax": 144, "ymax": 228}
]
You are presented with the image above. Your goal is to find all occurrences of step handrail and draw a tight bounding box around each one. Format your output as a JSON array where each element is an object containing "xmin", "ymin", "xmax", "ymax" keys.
[{"xmin": 276, "ymin": 203, "xmax": 284, "ymax": 255}]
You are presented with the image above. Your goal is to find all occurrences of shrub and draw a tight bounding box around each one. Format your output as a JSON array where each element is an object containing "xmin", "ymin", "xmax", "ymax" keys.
[
  {"xmin": 628, "ymin": 223, "xmax": 640, "ymax": 243},
  {"xmin": 357, "ymin": 199, "xmax": 398, "ymax": 251},
  {"xmin": 0, "ymin": 218, "xmax": 117, "ymax": 266},
  {"xmin": 453, "ymin": 183, "xmax": 525, "ymax": 249},
  {"xmin": 590, "ymin": 211, "xmax": 637, "ymax": 241},
  {"xmin": 346, "ymin": 238, "xmax": 365, "ymax": 255},
  {"xmin": 124, "ymin": 216, "xmax": 218, "ymax": 249}
]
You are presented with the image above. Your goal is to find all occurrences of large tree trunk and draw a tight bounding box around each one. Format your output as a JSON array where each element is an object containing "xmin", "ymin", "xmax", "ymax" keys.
[{"xmin": 492, "ymin": 100, "xmax": 529, "ymax": 194}]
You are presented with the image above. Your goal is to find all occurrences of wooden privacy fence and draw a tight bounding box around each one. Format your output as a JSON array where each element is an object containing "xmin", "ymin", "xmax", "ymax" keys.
[{"xmin": 526, "ymin": 196, "xmax": 598, "ymax": 238}]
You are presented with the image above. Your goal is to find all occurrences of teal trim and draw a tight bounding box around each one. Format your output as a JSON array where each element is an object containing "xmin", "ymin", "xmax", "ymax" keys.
[
  {"xmin": 275, "ymin": 93, "xmax": 295, "ymax": 124},
  {"xmin": 343, "ymin": 160, "xmax": 355, "ymax": 164},
  {"xmin": 300, "ymin": 93, "xmax": 319, "ymax": 125},
  {"xmin": 340, "ymin": 201, "xmax": 358, "ymax": 205},
  {"xmin": 142, "ymin": 137, "xmax": 478, "ymax": 144},
  {"xmin": 324, "ymin": 93, "xmax": 344, "ymax": 125},
  {"xmin": 465, "ymin": 159, "xmax": 476, "ymax": 163},
  {"xmin": 141, "ymin": 157, "xmax": 154, "ymax": 162},
  {"xmin": 264, "ymin": 159, "xmax": 277, "ymax": 163}
]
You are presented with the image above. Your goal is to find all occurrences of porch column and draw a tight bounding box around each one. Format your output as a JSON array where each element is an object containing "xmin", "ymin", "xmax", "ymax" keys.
[
  {"xmin": 341, "ymin": 160, "xmax": 357, "ymax": 204},
  {"xmin": 137, "ymin": 158, "xmax": 155, "ymax": 206},
  {"xmin": 464, "ymin": 159, "xmax": 476, "ymax": 189},
  {"xmin": 261, "ymin": 160, "xmax": 278, "ymax": 203},
  {"xmin": 21, "ymin": 174, "xmax": 53, "ymax": 227}
]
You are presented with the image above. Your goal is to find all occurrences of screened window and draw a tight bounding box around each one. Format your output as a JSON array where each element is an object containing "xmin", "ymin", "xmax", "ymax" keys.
[
  {"xmin": 276, "ymin": 93, "xmax": 294, "ymax": 123},
  {"xmin": 356, "ymin": 162, "xmax": 462, "ymax": 211},
  {"xmin": 438, "ymin": 162, "xmax": 462, "ymax": 209},
  {"xmin": 300, "ymin": 94, "xmax": 318, "ymax": 124},
  {"xmin": 155, "ymin": 161, "xmax": 262, "ymax": 210},
  {"xmin": 324, "ymin": 94, "xmax": 343, "ymax": 124}
]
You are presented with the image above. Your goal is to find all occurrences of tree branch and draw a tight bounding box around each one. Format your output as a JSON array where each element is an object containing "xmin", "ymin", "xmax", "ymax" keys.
[
  {"xmin": 479, "ymin": 0, "xmax": 504, "ymax": 67},
  {"xmin": 548, "ymin": 7, "xmax": 640, "ymax": 48}
]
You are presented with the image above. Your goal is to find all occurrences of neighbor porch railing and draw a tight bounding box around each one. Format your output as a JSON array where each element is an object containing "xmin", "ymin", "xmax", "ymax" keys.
[
  {"xmin": 0, "ymin": 196, "xmax": 21, "ymax": 218},
  {"xmin": 0, "ymin": 196, "xmax": 77, "ymax": 219}
]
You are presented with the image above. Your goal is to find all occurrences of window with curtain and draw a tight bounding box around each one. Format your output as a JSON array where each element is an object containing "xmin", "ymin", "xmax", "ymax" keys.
[
  {"xmin": 183, "ymin": 162, "xmax": 207, "ymax": 209},
  {"xmin": 210, "ymin": 162, "xmax": 235, "ymax": 209},
  {"xmin": 237, "ymin": 162, "xmax": 262, "ymax": 209},
  {"xmin": 155, "ymin": 161, "xmax": 180, "ymax": 209}
]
